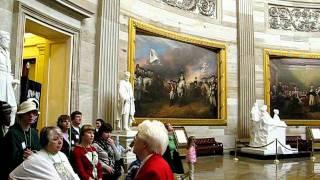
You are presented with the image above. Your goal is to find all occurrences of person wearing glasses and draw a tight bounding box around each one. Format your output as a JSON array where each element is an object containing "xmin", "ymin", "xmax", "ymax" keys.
[
  {"xmin": 0, "ymin": 100, "xmax": 41, "ymax": 179},
  {"xmin": 9, "ymin": 126, "xmax": 79, "ymax": 179}
]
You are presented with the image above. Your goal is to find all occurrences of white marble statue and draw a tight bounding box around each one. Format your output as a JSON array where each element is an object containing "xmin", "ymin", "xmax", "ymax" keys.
[
  {"xmin": 0, "ymin": 31, "xmax": 18, "ymax": 127},
  {"xmin": 117, "ymin": 71, "xmax": 135, "ymax": 131},
  {"xmin": 245, "ymin": 104, "xmax": 297, "ymax": 155},
  {"xmin": 272, "ymin": 109, "xmax": 287, "ymax": 127},
  {"xmin": 249, "ymin": 102, "xmax": 262, "ymax": 146}
]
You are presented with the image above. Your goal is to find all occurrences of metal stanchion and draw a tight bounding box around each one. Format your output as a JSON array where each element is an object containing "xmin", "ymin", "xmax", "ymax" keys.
[
  {"xmin": 233, "ymin": 138, "xmax": 239, "ymax": 161},
  {"xmin": 274, "ymin": 138, "xmax": 279, "ymax": 164},
  {"xmin": 311, "ymin": 139, "xmax": 316, "ymax": 162}
]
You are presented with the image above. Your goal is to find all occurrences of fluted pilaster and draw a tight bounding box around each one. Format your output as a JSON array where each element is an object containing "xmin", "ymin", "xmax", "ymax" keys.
[
  {"xmin": 95, "ymin": 0, "xmax": 120, "ymax": 124},
  {"xmin": 237, "ymin": 0, "xmax": 255, "ymax": 139}
]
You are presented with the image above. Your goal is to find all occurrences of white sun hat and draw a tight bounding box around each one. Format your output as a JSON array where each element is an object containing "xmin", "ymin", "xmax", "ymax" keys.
[{"xmin": 17, "ymin": 100, "xmax": 39, "ymax": 114}]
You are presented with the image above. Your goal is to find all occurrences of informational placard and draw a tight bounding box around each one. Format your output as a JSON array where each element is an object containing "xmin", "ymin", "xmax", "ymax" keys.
[
  {"xmin": 173, "ymin": 127, "xmax": 188, "ymax": 147},
  {"xmin": 311, "ymin": 128, "xmax": 320, "ymax": 140},
  {"xmin": 314, "ymin": 163, "xmax": 320, "ymax": 174},
  {"xmin": 175, "ymin": 130, "xmax": 188, "ymax": 144}
]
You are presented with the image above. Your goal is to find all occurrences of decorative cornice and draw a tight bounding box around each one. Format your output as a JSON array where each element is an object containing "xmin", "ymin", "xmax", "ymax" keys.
[
  {"xmin": 268, "ymin": 4, "xmax": 320, "ymax": 32},
  {"xmin": 38, "ymin": 0, "xmax": 95, "ymax": 19},
  {"xmin": 161, "ymin": 0, "xmax": 217, "ymax": 18}
]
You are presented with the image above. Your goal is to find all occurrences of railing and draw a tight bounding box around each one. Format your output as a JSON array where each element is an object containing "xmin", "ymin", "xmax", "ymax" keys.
[{"xmin": 233, "ymin": 138, "xmax": 301, "ymax": 164}]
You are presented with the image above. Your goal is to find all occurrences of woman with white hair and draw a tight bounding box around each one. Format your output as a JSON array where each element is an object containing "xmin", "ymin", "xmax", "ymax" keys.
[
  {"xmin": 133, "ymin": 120, "xmax": 174, "ymax": 180},
  {"xmin": 9, "ymin": 126, "xmax": 79, "ymax": 179}
]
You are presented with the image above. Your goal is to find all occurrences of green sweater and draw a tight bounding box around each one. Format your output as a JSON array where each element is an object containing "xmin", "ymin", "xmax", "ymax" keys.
[{"xmin": 168, "ymin": 135, "xmax": 177, "ymax": 158}]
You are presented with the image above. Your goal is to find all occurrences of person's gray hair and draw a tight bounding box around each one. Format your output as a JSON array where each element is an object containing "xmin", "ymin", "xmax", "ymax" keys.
[
  {"xmin": 40, "ymin": 126, "xmax": 63, "ymax": 147},
  {"xmin": 137, "ymin": 120, "xmax": 168, "ymax": 155}
]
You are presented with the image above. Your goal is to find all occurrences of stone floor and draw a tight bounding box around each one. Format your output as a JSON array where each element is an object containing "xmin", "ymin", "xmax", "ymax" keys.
[
  {"xmin": 122, "ymin": 153, "xmax": 320, "ymax": 180},
  {"xmin": 182, "ymin": 154, "xmax": 320, "ymax": 180}
]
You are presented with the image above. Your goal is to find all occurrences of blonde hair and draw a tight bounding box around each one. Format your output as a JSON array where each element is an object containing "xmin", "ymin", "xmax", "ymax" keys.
[{"xmin": 137, "ymin": 120, "xmax": 168, "ymax": 155}]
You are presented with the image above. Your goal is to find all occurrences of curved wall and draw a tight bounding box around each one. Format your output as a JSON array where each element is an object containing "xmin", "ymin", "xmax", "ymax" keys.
[
  {"xmin": 254, "ymin": 0, "xmax": 320, "ymax": 137},
  {"xmin": 119, "ymin": 0, "xmax": 238, "ymax": 148},
  {"xmin": 119, "ymin": 0, "xmax": 320, "ymax": 147}
]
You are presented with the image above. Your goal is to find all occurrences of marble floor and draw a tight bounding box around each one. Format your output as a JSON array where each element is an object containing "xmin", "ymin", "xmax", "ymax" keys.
[
  {"xmin": 181, "ymin": 154, "xmax": 320, "ymax": 180},
  {"xmin": 122, "ymin": 153, "xmax": 320, "ymax": 179}
]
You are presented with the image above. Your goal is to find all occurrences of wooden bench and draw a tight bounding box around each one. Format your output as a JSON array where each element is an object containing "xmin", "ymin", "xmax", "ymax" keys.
[{"xmin": 194, "ymin": 138, "xmax": 223, "ymax": 156}]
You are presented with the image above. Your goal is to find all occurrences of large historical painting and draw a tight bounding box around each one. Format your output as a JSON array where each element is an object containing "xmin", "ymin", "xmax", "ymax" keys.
[
  {"xmin": 128, "ymin": 19, "xmax": 227, "ymax": 126},
  {"xmin": 135, "ymin": 34, "xmax": 218, "ymax": 118},
  {"xmin": 264, "ymin": 49, "xmax": 320, "ymax": 126}
]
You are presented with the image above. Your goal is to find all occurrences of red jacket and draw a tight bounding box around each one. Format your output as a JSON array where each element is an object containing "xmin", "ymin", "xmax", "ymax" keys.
[
  {"xmin": 135, "ymin": 154, "xmax": 174, "ymax": 180},
  {"xmin": 72, "ymin": 145, "xmax": 103, "ymax": 180}
]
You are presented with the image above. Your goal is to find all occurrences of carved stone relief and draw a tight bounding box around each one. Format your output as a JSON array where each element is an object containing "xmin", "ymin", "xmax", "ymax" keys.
[
  {"xmin": 161, "ymin": 0, "xmax": 217, "ymax": 18},
  {"xmin": 269, "ymin": 4, "xmax": 320, "ymax": 32}
]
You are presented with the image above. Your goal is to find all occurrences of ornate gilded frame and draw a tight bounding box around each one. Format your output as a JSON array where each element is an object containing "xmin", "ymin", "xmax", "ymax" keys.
[
  {"xmin": 264, "ymin": 49, "xmax": 320, "ymax": 126},
  {"xmin": 128, "ymin": 18, "xmax": 227, "ymax": 126}
]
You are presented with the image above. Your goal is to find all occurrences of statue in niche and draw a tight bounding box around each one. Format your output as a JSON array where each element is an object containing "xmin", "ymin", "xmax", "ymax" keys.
[
  {"xmin": 0, "ymin": 31, "xmax": 19, "ymax": 134},
  {"xmin": 117, "ymin": 71, "xmax": 135, "ymax": 131}
]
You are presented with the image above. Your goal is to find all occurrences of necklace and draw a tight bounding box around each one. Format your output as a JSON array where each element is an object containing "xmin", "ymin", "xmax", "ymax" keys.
[{"xmin": 23, "ymin": 129, "xmax": 32, "ymax": 148}]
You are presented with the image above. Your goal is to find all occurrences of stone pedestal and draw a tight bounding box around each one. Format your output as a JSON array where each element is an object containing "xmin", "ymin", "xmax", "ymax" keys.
[
  {"xmin": 112, "ymin": 130, "xmax": 137, "ymax": 172},
  {"xmin": 242, "ymin": 126, "xmax": 298, "ymax": 155}
]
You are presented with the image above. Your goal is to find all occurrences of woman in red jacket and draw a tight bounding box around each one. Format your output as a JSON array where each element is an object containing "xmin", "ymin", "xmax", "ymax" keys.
[
  {"xmin": 133, "ymin": 120, "xmax": 174, "ymax": 180},
  {"xmin": 72, "ymin": 124, "xmax": 103, "ymax": 180}
]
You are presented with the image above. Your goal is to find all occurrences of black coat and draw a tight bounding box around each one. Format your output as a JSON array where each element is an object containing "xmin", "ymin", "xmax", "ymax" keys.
[{"xmin": 162, "ymin": 146, "xmax": 184, "ymax": 174}]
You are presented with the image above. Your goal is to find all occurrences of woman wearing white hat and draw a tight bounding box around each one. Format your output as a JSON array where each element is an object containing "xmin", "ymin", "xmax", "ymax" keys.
[{"xmin": 0, "ymin": 100, "xmax": 41, "ymax": 179}]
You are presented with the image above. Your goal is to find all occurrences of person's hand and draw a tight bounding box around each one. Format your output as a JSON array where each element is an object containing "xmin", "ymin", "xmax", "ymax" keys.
[
  {"xmin": 106, "ymin": 165, "xmax": 114, "ymax": 174},
  {"xmin": 23, "ymin": 148, "xmax": 33, "ymax": 160},
  {"xmin": 107, "ymin": 138, "xmax": 114, "ymax": 145},
  {"xmin": 88, "ymin": 177, "xmax": 94, "ymax": 180}
]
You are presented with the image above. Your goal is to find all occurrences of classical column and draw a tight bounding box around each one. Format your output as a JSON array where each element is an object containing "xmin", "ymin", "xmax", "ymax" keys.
[
  {"xmin": 95, "ymin": 0, "xmax": 120, "ymax": 124},
  {"xmin": 237, "ymin": 0, "xmax": 255, "ymax": 139}
]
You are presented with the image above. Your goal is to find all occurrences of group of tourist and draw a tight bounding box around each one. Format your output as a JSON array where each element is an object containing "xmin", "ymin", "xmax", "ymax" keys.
[
  {"xmin": 0, "ymin": 99, "xmax": 197, "ymax": 180},
  {"xmin": 0, "ymin": 100, "xmax": 122, "ymax": 180}
]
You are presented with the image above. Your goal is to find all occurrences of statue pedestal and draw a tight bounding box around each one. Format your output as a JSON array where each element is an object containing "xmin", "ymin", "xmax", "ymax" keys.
[
  {"xmin": 242, "ymin": 125, "xmax": 298, "ymax": 155},
  {"xmin": 112, "ymin": 130, "xmax": 137, "ymax": 172}
]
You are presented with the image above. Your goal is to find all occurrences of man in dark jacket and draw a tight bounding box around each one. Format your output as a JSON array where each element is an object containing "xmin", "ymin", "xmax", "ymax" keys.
[{"xmin": 70, "ymin": 110, "xmax": 82, "ymax": 146}]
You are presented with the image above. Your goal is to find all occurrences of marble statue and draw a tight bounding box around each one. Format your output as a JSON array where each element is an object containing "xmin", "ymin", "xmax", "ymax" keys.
[
  {"xmin": 117, "ymin": 71, "xmax": 135, "ymax": 131},
  {"xmin": 249, "ymin": 102, "xmax": 263, "ymax": 146},
  {"xmin": 0, "ymin": 31, "xmax": 18, "ymax": 129},
  {"xmin": 244, "ymin": 103, "xmax": 297, "ymax": 155}
]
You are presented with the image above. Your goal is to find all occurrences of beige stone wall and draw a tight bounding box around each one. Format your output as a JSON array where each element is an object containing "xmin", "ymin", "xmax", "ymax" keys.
[
  {"xmin": 0, "ymin": 0, "xmax": 100, "ymax": 125},
  {"xmin": 253, "ymin": 0, "xmax": 320, "ymax": 138},
  {"xmin": 79, "ymin": 14, "xmax": 98, "ymax": 124},
  {"xmin": 0, "ymin": 0, "xmax": 14, "ymax": 54},
  {"xmin": 119, "ymin": 0, "xmax": 238, "ymax": 149}
]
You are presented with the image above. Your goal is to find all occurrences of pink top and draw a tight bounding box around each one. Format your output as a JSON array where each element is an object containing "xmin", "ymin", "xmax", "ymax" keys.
[{"xmin": 186, "ymin": 146, "xmax": 196, "ymax": 163}]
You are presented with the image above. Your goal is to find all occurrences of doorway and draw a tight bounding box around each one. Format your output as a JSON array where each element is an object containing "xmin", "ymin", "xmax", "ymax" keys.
[{"xmin": 22, "ymin": 19, "xmax": 72, "ymax": 130}]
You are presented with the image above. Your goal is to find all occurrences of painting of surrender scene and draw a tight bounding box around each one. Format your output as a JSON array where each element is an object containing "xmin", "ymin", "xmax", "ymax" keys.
[
  {"xmin": 134, "ymin": 33, "xmax": 218, "ymax": 119},
  {"xmin": 269, "ymin": 57, "xmax": 320, "ymax": 120}
]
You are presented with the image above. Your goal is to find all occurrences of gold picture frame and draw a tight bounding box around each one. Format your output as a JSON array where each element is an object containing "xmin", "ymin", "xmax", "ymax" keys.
[
  {"xmin": 264, "ymin": 49, "xmax": 320, "ymax": 126},
  {"xmin": 128, "ymin": 18, "xmax": 227, "ymax": 126}
]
